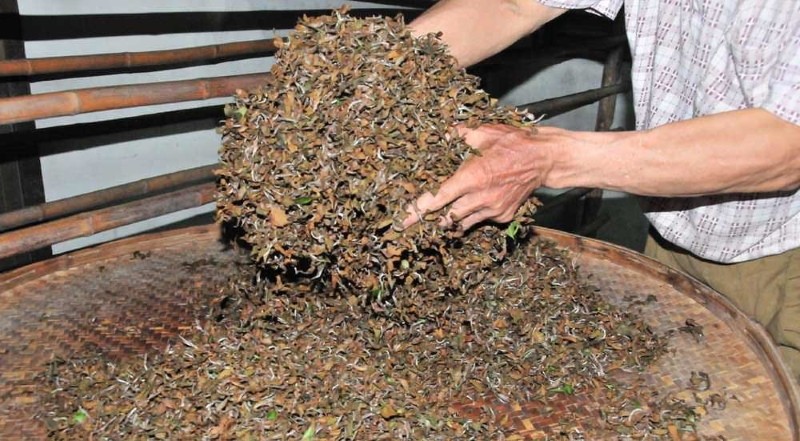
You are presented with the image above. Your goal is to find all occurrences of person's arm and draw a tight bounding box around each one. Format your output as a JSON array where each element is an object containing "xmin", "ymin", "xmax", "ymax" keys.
[
  {"xmin": 559, "ymin": 108, "xmax": 800, "ymax": 196},
  {"xmin": 408, "ymin": 0, "xmax": 567, "ymax": 68},
  {"xmin": 404, "ymin": 108, "xmax": 800, "ymax": 230}
]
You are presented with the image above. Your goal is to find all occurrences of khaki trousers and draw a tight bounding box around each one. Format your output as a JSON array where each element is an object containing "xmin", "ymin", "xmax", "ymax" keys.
[{"xmin": 645, "ymin": 230, "xmax": 800, "ymax": 383}]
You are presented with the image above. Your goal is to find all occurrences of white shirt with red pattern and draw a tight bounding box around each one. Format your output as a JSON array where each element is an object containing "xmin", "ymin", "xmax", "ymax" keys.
[{"xmin": 537, "ymin": 0, "xmax": 800, "ymax": 263}]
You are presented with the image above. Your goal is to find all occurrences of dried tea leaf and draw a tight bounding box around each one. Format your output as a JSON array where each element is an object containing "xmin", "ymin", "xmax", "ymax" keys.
[{"xmin": 269, "ymin": 205, "xmax": 289, "ymax": 227}]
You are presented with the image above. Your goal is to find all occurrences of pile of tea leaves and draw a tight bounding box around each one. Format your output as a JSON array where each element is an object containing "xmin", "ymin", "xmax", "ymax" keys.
[
  {"xmin": 215, "ymin": 6, "xmax": 540, "ymax": 307},
  {"xmin": 34, "ymin": 7, "xmax": 715, "ymax": 441}
]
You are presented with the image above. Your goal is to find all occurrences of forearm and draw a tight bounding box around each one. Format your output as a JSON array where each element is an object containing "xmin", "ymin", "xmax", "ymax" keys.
[
  {"xmin": 408, "ymin": 0, "xmax": 566, "ymax": 67},
  {"xmin": 549, "ymin": 108, "xmax": 800, "ymax": 196}
]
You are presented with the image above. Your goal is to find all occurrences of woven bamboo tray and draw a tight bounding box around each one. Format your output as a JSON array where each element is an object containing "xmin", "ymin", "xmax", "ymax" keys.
[{"xmin": 0, "ymin": 224, "xmax": 797, "ymax": 440}]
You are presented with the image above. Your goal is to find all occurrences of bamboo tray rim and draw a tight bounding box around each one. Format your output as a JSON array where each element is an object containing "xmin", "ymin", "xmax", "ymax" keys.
[{"xmin": 538, "ymin": 227, "xmax": 800, "ymax": 438}]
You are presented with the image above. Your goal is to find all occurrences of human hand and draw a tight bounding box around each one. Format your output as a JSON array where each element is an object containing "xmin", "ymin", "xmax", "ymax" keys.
[{"xmin": 401, "ymin": 123, "xmax": 556, "ymax": 231}]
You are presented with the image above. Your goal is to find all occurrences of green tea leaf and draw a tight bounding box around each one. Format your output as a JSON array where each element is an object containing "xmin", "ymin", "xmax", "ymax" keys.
[
  {"xmin": 551, "ymin": 383, "xmax": 574, "ymax": 395},
  {"xmin": 302, "ymin": 424, "xmax": 315, "ymax": 441},
  {"xmin": 72, "ymin": 408, "xmax": 89, "ymax": 424},
  {"xmin": 505, "ymin": 221, "xmax": 521, "ymax": 240}
]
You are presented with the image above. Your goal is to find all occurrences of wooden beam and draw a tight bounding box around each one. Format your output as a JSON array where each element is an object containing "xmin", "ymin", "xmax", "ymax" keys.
[
  {"xmin": 0, "ymin": 39, "xmax": 277, "ymax": 77},
  {"xmin": 537, "ymin": 187, "xmax": 594, "ymax": 214},
  {"xmin": 0, "ymin": 164, "xmax": 216, "ymax": 231},
  {"xmin": 476, "ymin": 35, "xmax": 627, "ymax": 68},
  {"xmin": 520, "ymin": 81, "xmax": 631, "ymax": 120},
  {"xmin": 0, "ymin": 72, "xmax": 270, "ymax": 125},
  {"xmin": 580, "ymin": 14, "xmax": 628, "ymax": 238},
  {"xmin": 595, "ymin": 15, "xmax": 626, "ymax": 132},
  {"xmin": 0, "ymin": 182, "xmax": 216, "ymax": 259}
]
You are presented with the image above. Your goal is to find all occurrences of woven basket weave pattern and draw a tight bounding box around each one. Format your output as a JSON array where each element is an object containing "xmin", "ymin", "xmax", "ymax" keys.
[{"xmin": 0, "ymin": 225, "xmax": 796, "ymax": 440}]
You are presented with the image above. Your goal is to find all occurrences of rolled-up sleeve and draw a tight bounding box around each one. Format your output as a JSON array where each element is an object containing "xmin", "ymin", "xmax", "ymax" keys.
[{"xmin": 536, "ymin": 0, "xmax": 623, "ymax": 19}]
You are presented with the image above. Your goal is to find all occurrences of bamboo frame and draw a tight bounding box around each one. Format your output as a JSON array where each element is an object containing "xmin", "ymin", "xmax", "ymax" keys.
[
  {"xmin": 537, "ymin": 187, "xmax": 594, "ymax": 214},
  {"xmin": 0, "ymin": 164, "xmax": 216, "ymax": 232},
  {"xmin": 0, "ymin": 18, "xmax": 619, "ymax": 78},
  {"xmin": 0, "ymin": 182, "xmax": 215, "ymax": 259},
  {"xmin": 9, "ymin": 8, "xmax": 423, "ymax": 41},
  {"xmin": 580, "ymin": 40, "xmax": 628, "ymax": 235},
  {"xmin": 594, "ymin": 45, "xmax": 625, "ymax": 132},
  {"xmin": 0, "ymin": 72, "xmax": 271, "ymax": 125},
  {"xmin": 0, "ymin": 39, "xmax": 277, "ymax": 78},
  {"xmin": 522, "ymin": 81, "xmax": 631, "ymax": 120}
]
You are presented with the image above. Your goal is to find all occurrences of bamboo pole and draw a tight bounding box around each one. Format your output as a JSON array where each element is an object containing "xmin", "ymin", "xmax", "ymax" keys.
[
  {"xmin": 0, "ymin": 164, "xmax": 217, "ymax": 232},
  {"xmin": 580, "ymin": 40, "xmax": 627, "ymax": 237},
  {"xmin": 537, "ymin": 187, "xmax": 594, "ymax": 214},
  {"xmin": 594, "ymin": 15, "xmax": 626, "ymax": 133},
  {"xmin": 0, "ymin": 182, "xmax": 216, "ymax": 259},
  {"xmin": 0, "ymin": 72, "xmax": 271, "ymax": 126},
  {"xmin": 521, "ymin": 81, "xmax": 631, "ymax": 120},
  {"xmin": 594, "ymin": 46, "xmax": 625, "ymax": 132},
  {"xmin": 0, "ymin": 39, "xmax": 277, "ymax": 78}
]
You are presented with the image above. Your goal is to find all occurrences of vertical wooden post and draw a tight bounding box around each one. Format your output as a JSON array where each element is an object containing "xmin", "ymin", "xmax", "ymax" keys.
[
  {"xmin": 0, "ymin": 0, "xmax": 50, "ymax": 270},
  {"xmin": 579, "ymin": 12, "xmax": 627, "ymax": 238}
]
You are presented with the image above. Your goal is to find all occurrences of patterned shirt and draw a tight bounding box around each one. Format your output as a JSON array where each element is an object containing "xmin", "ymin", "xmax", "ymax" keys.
[{"xmin": 537, "ymin": 0, "xmax": 800, "ymax": 263}]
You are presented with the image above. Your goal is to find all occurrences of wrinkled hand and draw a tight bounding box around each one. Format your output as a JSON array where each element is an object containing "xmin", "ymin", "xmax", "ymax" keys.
[{"xmin": 402, "ymin": 123, "xmax": 556, "ymax": 231}]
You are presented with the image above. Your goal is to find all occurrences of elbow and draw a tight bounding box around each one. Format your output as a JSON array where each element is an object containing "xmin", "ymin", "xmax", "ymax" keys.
[
  {"xmin": 767, "ymin": 167, "xmax": 800, "ymax": 192},
  {"xmin": 779, "ymin": 152, "xmax": 800, "ymax": 192},
  {"xmin": 499, "ymin": 0, "xmax": 566, "ymax": 33},
  {"xmin": 500, "ymin": 0, "xmax": 530, "ymax": 13},
  {"xmin": 781, "ymin": 177, "xmax": 800, "ymax": 192}
]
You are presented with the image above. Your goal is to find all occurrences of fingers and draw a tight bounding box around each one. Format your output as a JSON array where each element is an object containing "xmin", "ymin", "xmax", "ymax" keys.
[
  {"xmin": 449, "ymin": 193, "xmax": 518, "ymax": 231},
  {"xmin": 398, "ymin": 123, "xmax": 519, "ymax": 230},
  {"xmin": 444, "ymin": 192, "xmax": 487, "ymax": 228},
  {"xmin": 401, "ymin": 193, "xmax": 490, "ymax": 232},
  {"xmin": 457, "ymin": 211, "xmax": 489, "ymax": 231},
  {"xmin": 455, "ymin": 124, "xmax": 507, "ymax": 149},
  {"xmin": 400, "ymin": 184, "xmax": 463, "ymax": 229},
  {"xmin": 400, "ymin": 170, "xmax": 475, "ymax": 228}
]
